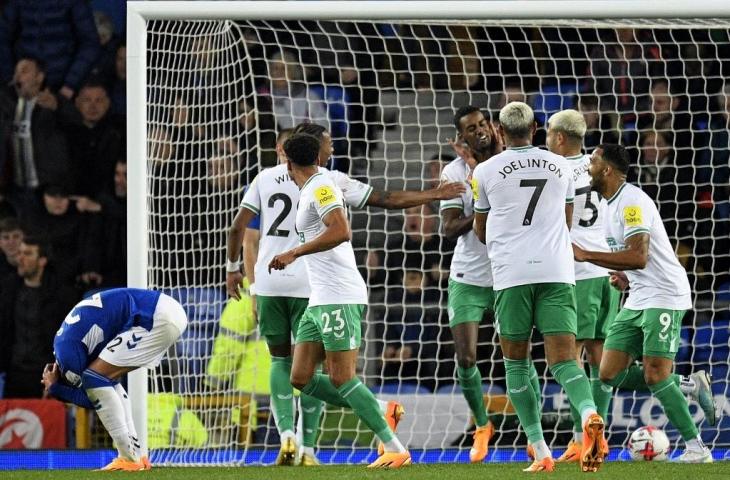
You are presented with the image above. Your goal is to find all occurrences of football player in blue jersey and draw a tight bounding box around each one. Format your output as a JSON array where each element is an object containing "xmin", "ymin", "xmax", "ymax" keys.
[{"xmin": 41, "ymin": 288, "xmax": 188, "ymax": 471}]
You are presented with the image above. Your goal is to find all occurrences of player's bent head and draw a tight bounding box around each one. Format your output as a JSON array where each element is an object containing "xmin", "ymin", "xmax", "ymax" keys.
[
  {"xmin": 597, "ymin": 143, "xmax": 630, "ymax": 175},
  {"xmin": 292, "ymin": 122, "xmax": 327, "ymax": 140},
  {"xmin": 499, "ymin": 101, "xmax": 534, "ymax": 139},
  {"xmin": 547, "ymin": 109, "xmax": 586, "ymax": 142},
  {"xmin": 453, "ymin": 105, "xmax": 481, "ymax": 132},
  {"xmin": 283, "ymin": 133, "xmax": 321, "ymax": 166},
  {"xmin": 276, "ymin": 128, "xmax": 294, "ymax": 146}
]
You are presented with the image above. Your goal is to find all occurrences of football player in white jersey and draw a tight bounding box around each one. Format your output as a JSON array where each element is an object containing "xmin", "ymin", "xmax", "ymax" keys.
[
  {"xmin": 226, "ymin": 125, "xmax": 464, "ymax": 465},
  {"xmin": 545, "ymin": 110, "xmax": 620, "ymax": 462},
  {"xmin": 573, "ymin": 144, "xmax": 716, "ymax": 463},
  {"xmin": 472, "ymin": 102, "xmax": 607, "ymax": 473},
  {"xmin": 268, "ymin": 132, "xmax": 411, "ymax": 468}
]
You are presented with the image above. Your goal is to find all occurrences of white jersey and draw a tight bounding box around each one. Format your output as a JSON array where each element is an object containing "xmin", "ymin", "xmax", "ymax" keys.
[
  {"xmin": 240, "ymin": 164, "xmax": 372, "ymax": 298},
  {"xmin": 440, "ymin": 156, "xmax": 493, "ymax": 288},
  {"xmin": 567, "ymin": 154, "xmax": 611, "ymax": 281},
  {"xmin": 296, "ymin": 173, "xmax": 368, "ymax": 306},
  {"xmin": 603, "ymin": 182, "xmax": 692, "ymax": 310},
  {"xmin": 472, "ymin": 145, "xmax": 575, "ymax": 290}
]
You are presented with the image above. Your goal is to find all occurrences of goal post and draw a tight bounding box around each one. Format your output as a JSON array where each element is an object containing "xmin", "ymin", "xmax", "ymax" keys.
[{"xmin": 127, "ymin": 0, "xmax": 730, "ymax": 465}]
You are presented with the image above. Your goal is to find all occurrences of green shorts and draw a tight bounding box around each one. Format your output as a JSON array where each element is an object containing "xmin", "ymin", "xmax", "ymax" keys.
[
  {"xmin": 604, "ymin": 308, "xmax": 685, "ymax": 360},
  {"xmin": 256, "ymin": 295, "xmax": 309, "ymax": 346},
  {"xmin": 575, "ymin": 276, "xmax": 620, "ymax": 340},
  {"xmin": 494, "ymin": 283, "xmax": 577, "ymax": 341},
  {"xmin": 295, "ymin": 304, "xmax": 364, "ymax": 352},
  {"xmin": 447, "ymin": 278, "xmax": 495, "ymax": 328}
]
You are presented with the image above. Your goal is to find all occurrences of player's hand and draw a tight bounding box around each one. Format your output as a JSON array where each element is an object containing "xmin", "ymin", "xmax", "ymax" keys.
[
  {"xmin": 572, "ymin": 243, "xmax": 588, "ymax": 262},
  {"xmin": 269, "ymin": 250, "xmax": 297, "ymax": 273},
  {"xmin": 36, "ymin": 88, "xmax": 58, "ymax": 111},
  {"xmin": 80, "ymin": 272, "xmax": 103, "ymax": 286},
  {"xmin": 448, "ymin": 137, "xmax": 476, "ymax": 168},
  {"xmin": 609, "ymin": 271, "xmax": 629, "ymax": 291},
  {"xmin": 41, "ymin": 363, "xmax": 60, "ymax": 392},
  {"xmin": 487, "ymin": 122, "xmax": 504, "ymax": 157},
  {"xmin": 434, "ymin": 181, "xmax": 466, "ymax": 200},
  {"xmin": 226, "ymin": 271, "xmax": 244, "ymax": 300},
  {"xmin": 71, "ymin": 195, "xmax": 102, "ymax": 213}
]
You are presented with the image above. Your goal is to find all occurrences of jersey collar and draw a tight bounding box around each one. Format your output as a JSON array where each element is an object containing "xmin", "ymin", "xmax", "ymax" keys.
[
  {"xmin": 606, "ymin": 182, "xmax": 627, "ymax": 205},
  {"xmin": 301, "ymin": 172, "xmax": 323, "ymax": 190},
  {"xmin": 565, "ymin": 153, "xmax": 584, "ymax": 160},
  {"xmin": 507, "ymin": 145, "xmax": 535, "ymax": 151}
]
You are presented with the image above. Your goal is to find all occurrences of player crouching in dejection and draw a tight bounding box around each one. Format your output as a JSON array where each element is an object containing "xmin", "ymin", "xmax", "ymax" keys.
[{"xmin": 41, "ymin": 288, "xmax": 188, "ymax": 471}]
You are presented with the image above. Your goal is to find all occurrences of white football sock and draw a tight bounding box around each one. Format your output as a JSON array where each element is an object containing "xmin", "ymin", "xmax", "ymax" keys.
[
  {"xmin": 532, "ymin": 439, "xmax": 551, "ymax": 460},
  {"xmin": 86, "ymin": 385, "xmax": 139, "ymax": 461},
  {"xmin": 114, "ymin": 384, "xmax": 141, "ymax": 458},
  {"xmin": 381, "ymin": 435, "xmax": 406, "ymax": 453}
]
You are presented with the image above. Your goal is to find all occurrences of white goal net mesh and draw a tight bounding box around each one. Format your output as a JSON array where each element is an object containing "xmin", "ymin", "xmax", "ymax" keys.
[{"xmin": 143, "ymin": 17, "xmax": 730, "ymax": 465}]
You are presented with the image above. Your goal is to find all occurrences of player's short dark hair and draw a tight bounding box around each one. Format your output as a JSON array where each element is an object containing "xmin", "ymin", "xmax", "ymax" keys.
[
  {"xmin": 598, "ymin": 144, "xmax": 630, "ymax": 175},
  {"xmin": 283, "ymin": 133, "xmax": 321, "ymax": 166},
  {"xmin": 292, "ymin": 122, "xmax": 327, "ymax": 140},
  {"xmin": 22, "ymin": 235, "xmax": 49, "ymax": 259},
  {"xmin": 0, "ymin": 217, "xmax": 22, "ymax": 234},
  {"xmin": 453, "ymin": 105, "xmax": 482, "ymax": 132}
]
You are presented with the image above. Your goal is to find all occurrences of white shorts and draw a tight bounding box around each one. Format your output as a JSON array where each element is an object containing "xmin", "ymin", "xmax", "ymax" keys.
[{"xmin": 98, "ymin": 293, "xmax": 188, "ymax": 369}]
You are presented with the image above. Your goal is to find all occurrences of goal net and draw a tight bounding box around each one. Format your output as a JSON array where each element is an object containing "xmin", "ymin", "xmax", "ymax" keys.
[{"xmin": 130, "ymin": 2, "xmax": 730, "ymax": 465}]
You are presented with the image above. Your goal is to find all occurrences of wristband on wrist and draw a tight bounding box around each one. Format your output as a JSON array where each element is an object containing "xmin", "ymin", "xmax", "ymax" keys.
[{"xmin": 226, "ymin": 259, "xmax": 241, "ymax": 273}]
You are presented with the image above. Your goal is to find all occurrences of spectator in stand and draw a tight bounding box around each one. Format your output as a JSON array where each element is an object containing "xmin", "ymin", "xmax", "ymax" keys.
[
  {"xmin": 23, "ymin": 183, "xmax": 99, "ymax": 287},
  {"xmin": 76, "ymin": 159, "xmax": 127, "ymax": 288},
  {"xmin": 62, "ymin": 80, "xmax": 122, "ymax": 197},
  {"xmin": 0, "ymin": 0, "xmax": 100, "ymax": 99},
  {"xmin": 576, "ymin": 95, "xmax": 619, "ymax": 150},
  {"xmin": 108, "ymin": 43, "xmax": 126, "ymax": 126},
  {"xmin": 0, "ymin": 237, "xmax": 78, "ymax": 398},
  {"xmin": 703, "ymin": 84, "xmax": 730, "ymax": 205},
  {"xmin": 587, "ymin": 28, "xmax": 658, "ymax": 124},
  {"xmin": 237, "ymin": 95, "xmax": 277, "ymax": 170},
  {"xmin": 0, "ymin": 217, "xmax": 23, "ymax": 278},
  {"xmin": 260, "ymin": 50, "xmax": 329, "ymax": 131},
  {"xmin": 0, "ymin": 57, "xmax": 71, "ymax": 215},
  {"xmin": 380, "ymin": 254, "xmax": 440, "ymax": 391},
  {"xmin": 90, "ymin": 11, "xmax": 122, "ymax": 89}
]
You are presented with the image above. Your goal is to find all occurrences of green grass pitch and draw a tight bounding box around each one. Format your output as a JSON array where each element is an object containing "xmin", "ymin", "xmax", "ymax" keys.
[{"xmin": 4, "ymin": 462, "xmax": 730, "ymax": 480}]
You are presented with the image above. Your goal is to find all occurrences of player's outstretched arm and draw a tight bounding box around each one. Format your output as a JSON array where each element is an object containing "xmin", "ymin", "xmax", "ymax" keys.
[
  {"xmin": 573, "ymin": 233, "xmax": 649, "ymax": 270},
  {"xmin": 269, "ymin": 207, "xmax": 350, "ymax": 272},
  {"xmin": 473, "ymin": 211, "xmax": 488, "ymax": 244},
  {"xmin": 366, "ymin": 182, "xmax": 466, "ymax": 209},
  {"xmin": 226, "ymin": 207, "xmax": 256, "ymax": 299},
  {"xmin": 42, "ymin": 363, "xmax": 95, "ymax": 409},
  {"xmin": 442, "ymin": 208, "xmax": 474, "ymax": 242}
]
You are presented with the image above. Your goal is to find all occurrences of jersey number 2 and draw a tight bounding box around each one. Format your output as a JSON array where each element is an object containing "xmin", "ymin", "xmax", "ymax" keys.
[
  {"xmin": 267, "ymin": 193, "xmax": 292, "ymax": 237},
  {"xmin": 519, "ymin": 179, "xmax": 547, "ymax": 226}
]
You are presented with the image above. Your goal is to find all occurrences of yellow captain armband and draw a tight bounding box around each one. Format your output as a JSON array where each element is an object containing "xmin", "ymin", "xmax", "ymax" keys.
[
  {"xmin": 470, "ymin": 177, "xmax": 479, "ymax": 200},
  {"xmin": 315, "ymin": 185, "xmax": 337, "ymax": 207},
  {"xmin": 623, "ymin": 206, "xmax": 643, "ymax": 227}
]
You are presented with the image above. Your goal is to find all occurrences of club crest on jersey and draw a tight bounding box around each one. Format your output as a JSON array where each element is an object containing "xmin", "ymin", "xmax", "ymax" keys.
[
  {"xmin": 315, "ymin": 185, "xmax": 336, "ymax": 207},
  {"xmin": 623, "ymin": 206, "xmax": 643, "ymax": 227}
]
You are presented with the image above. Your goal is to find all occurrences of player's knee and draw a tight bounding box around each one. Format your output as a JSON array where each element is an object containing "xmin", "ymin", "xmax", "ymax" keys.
[
  {"xmin": 329, "ymin": 371, "xmax": 355, "ymax": 389},
  {"xmin": 290, "ymin": 371, "xmax": 312, "ymax": 391},
  {"xmin": 643, "ymin": 367, "xmax": 668, "ymax": 386},
  {"xmin": 456, "ymin": 352, "xmax": 476, "ymax": 370},
  {"xmin": 599, "ymin": 366, "xmax": 619, "ymax": 386}
]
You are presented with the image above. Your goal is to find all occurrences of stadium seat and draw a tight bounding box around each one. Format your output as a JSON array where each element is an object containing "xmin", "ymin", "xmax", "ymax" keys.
[{"xmin": 532, "ymin": 83, "xmax": 578, "ymax": 124}]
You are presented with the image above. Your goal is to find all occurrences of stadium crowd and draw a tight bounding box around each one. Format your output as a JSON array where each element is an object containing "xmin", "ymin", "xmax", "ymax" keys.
[{"xmin": 0, "ymin": 5, "xmax": 728, "ymax": 418}]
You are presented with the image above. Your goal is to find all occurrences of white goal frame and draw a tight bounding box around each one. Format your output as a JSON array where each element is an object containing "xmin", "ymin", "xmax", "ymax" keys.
[{"xmin": 126, "ymin": 0, "xmax": 730, "ymax": 457}]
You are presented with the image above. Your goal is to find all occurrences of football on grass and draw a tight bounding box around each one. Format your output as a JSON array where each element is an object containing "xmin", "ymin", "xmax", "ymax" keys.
[{"xmin": 628, "ymin": 426, "xmax": 670, "ymax": 461}]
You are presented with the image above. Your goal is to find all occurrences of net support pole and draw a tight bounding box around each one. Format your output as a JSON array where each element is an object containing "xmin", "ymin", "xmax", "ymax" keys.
[{"xmin": 126, "ymin": 5, "xmax": 149, "ymax": 457}]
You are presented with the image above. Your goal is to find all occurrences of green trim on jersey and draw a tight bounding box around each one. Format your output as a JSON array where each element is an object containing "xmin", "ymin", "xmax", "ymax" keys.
[
  {"xmin": 356, "ymin": 186, "xmax": 374, "ymax": 209},
  {"xmin": 301, "ymin": 172, "xmax": 323, "ymax": 190},
  {"xmin": 606, "ymin": 182, "xmax": 627, "ymax": 205},
  {"xmin": 508, "ymin": 145, "xmax": 535, "ymax": 151},
  {"xmin": 242, "ymin": 202, "xmax": 260, "ymax": 214},
  {"xmin": 566, "ymin": 197, "xmax": 574, "ymax": 203},
  {"xmin": 474, "ymin": 206, "xmax": 490, "ymax": 213},
  {"xmin": 624, "ymin": 227, "xmax": 650, "ymax": 239},
  {"xmin": 440, "ymin": 204, "xmax": 464, "ymax": 212},
  {"xmin": 319, "ymin": 203, "xmax": 343, "ymax": 219},
  {"xmin": 565, "ymin": 154, "xmax": 584, "ymax": 161},
  {"xmin": 604, "ymin": 308, "xmax": 685, "ymax": 360}
]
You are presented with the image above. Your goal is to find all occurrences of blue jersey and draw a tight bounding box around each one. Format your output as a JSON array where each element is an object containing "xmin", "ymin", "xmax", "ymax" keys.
[{"xmin": 53, "ymin": 288, "xmax": 161, "ymax": 386}]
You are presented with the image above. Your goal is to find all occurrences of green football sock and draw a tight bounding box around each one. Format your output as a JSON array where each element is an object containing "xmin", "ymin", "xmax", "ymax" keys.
[
  {"xmin": 270, "ymin": 356, "xmax": 295, "ymax": 432},
  {"xmin": 300, "ymin": 373, "xmax": 349, "ymax": 408},
  {"xmin": 528, "ymin": 360, "xmax": 542, "ymax": 412},
  {"xmin": 605, "ymin": 365, "xmax": 684, "ymax": 393},
  {"xmin": 649, "ymin": 377, "xmax": 699, "ymax": 441},
  {"xmin": 550, "ymin": 360, "xmax": 596, "ymax": 419},
  {"xmin": 505, "ymin": 358, "xmax": 543, "ymax": 444},
  {"xmin": 299, "ymin": 392, "xmax": 324, "ymax": 448},
  {"xmin": 337, "ymin": 378, "xmax": 394, "ymax": 442},
  {"xmin": 458, "ymin": 365, "xmax": 489, "ymax": 427},
  {"xmin": 590, "ymin": 364, "xmax": 613, "ymax": 422}
]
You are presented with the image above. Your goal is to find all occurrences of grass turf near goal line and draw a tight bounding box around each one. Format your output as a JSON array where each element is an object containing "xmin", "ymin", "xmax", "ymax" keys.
[{"xmin": 4, "ymin": 463, "xmax": 730, "ymax": 480}]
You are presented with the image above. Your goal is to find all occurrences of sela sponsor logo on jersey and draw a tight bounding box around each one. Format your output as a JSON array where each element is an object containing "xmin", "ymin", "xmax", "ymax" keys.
[
  {"xmin": 470, "ymin": 177, "xmax": 479, "ymax": 200},
  {"xmin": 315, "ymin": 186, "xmax": 336, "ymax": 207},
  {"xmin": 623, "ymin": 206, "xmax": 643, "ymax": 227},
  {"xmin": 498, "ymin": 158, "xmax": 563, "ymax": 180}
]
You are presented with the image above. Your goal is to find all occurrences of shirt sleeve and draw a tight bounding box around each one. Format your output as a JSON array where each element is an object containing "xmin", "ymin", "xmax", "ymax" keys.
[
  {"xmin": 621, "ymin": 194, "xmax": 652, "ymax": 240},
  {"xmin": 330, "ymin": 170, "xmax": 373, "ymax": 209},
  {"xmin": 240, "ymin": 177, "xmax": 261, "ymax": 214},
  {"xmin": 472, "ymin": 166, "xmax": 491, "ymax": 213},
  {"xmin": 49, "ymin": 382, "xmax": 96, "ymax": 409},
  {"xmin": 439, "ymin": 165, "xmax": 464, "ymax": 212},
  {"xmin": 313, "ymin": 178, "xmax": 345, "ymax": 221}
]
